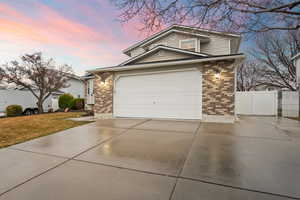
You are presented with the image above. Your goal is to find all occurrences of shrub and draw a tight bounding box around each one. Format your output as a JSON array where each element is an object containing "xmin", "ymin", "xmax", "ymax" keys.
[
  {"xmin": 71, "ymin": 98, "xmax": 85, "ymax": 110},
  {"xmin": 6, "ymin": 105, "xmax": 23, "ymax": 117},
  {"xmin": 58, "ymin": 94, "xmax": 74, "ymax": 109}
]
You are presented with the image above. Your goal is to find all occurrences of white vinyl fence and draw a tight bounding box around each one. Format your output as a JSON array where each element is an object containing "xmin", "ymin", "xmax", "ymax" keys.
[
  {"xmin": 281, "ymin": 91, "xmax": 299, "ymax": 117},
  {"xmin": 236, "ymin": 91, "xmax": 278, "ymax": 116}
]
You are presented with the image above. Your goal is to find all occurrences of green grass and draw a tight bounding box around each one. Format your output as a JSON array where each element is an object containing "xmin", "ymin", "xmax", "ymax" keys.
[
  {"xmin": 0, "ymin": 112, "xmax": 91, "ymax": 148},
  {"xmin": 288, "ymin": 117, "xmax": 300, "ymax": 121}
]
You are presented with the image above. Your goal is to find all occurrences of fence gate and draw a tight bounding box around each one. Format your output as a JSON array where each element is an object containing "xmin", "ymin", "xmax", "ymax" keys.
[
  {"xmin": 236, "ymin": 91, "xmax": 278, "ymax": 116},
  {"xmin": 282, "ymin": 91, "xmax": 299, "ymax": 117}
]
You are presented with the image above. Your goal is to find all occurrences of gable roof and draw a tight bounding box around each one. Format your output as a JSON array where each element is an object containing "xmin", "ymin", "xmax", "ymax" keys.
[
  {"xmin": 139, "ymin": 29, "xmax": 210, "ymax": 49},
  {"xmin": 88, "ymin": 53, "xmax": 245, "ymax": 73},
  {"xmin": 120, "ymin": 45, "xmax": 209, "ymax": 66},
  {"xmin": 123, "ymin": 24, "xmax": 241, "ymax": 55}
]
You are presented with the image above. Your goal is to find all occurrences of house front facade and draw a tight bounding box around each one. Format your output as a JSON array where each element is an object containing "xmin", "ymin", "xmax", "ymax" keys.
[{"xmin": 87, "ymin": 25, "xmax": 245, "ymax": 123}]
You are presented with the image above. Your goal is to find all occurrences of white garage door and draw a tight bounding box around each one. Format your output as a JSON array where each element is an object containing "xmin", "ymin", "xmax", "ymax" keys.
[{"xmin": 114, "ymin": 69, "xmax": 202, "ymax": 119}]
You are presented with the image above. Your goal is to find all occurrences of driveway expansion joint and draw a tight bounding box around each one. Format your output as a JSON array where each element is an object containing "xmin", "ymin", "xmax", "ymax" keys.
[
  {"xmin": 0, "ymin": 122, "xmax": 138, "ymax": 197},
  {"xmin": 0, "ymin": 158, "xmax": 70, "ymax": 197},
  {"xmin": 7, "ymin": 147, "xmax": 70, "ymax": 160},
  {"xmin": 178, "ymin": 176, "xmax": 300, "ymax": 200},
  {"xmin": 2, "ymin": 117, "xmax": 300, "ymax": 199},
  {"xmin": 71, "ymin": 158, "xmax": 300, "ymax": 200},
  {"xmin": 70, "ymin": 119, "xmax": 152, "ymax": 160},
  {"xmin": 168, "ymin": 120, "xmax": 202, "ymax": 200}
]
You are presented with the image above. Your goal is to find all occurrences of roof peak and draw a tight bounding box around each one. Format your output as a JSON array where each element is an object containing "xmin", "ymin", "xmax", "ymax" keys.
[{"xmin": 123, "ymin": 24, "xmax": 241, "ymax": 54}]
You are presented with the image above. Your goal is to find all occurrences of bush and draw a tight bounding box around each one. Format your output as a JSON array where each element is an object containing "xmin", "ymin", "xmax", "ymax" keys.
[
  {"xmin": 58, "ymin": 94, "xmax": 74, "ymax": 109},
  {"xmin": 6, "ymin": 105, "xmax": 23, "ymax": 117},
  {"xmin": 71, "ymin": 98, "xmax": 85, "ymax": 110}
]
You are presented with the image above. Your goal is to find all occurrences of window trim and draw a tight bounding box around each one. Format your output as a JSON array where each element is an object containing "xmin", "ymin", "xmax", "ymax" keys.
[{"xmin": 179, "ymin": 38, "xmax": 198, "ymax": 52}]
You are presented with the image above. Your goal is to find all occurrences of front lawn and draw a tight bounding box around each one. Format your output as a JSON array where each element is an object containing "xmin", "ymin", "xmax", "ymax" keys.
[
  {"xmin": 287, "ymin": 117, "xmax": 300, "ymax": 121},
  {"xmin": 0, "ymin": 112, "xmax": 91, "ymax": 148}
]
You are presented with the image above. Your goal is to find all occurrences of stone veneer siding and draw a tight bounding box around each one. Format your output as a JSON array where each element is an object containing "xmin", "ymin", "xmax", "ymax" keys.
[
  {"xmin": 93, "ymin": 60, "xmax": 236, "ymax": 117},
  {"xmin": 202, "ymin": 60, "xmax": 235, "ymax": 116},
  {"xmin": 93, "ymin": 72, "xmax": 114, "ymax": 116}
]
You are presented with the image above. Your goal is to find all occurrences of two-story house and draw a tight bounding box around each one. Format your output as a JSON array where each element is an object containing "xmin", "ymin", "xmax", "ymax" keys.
[{"xmin": 87, "ymin": 25, "xmax": 245, "ymax": 122}]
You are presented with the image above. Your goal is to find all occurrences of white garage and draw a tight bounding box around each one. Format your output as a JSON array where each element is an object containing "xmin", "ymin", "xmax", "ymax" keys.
[{"xmin": 113, "ymin": 69, "xmax": 202, "ymax": 119}]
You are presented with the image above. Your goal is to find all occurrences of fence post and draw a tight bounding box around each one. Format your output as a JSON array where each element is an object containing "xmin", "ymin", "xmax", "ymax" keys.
[
  {"xmin": 278, "ymin": 90, "xmax": 282, "ymax": 117},
  {"xmin": 298, "ymin": 83, "xmax": 300, "ymax": 117}
]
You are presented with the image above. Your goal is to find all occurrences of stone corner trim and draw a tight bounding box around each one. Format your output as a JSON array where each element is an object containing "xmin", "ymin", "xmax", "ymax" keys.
[
  {"xmin": 93, "ymin": 72, "xmax": 114, "ymax": 115},
  {"xmin": 202, "ymin": 60, "xmax": 235, "ymax": 116}
]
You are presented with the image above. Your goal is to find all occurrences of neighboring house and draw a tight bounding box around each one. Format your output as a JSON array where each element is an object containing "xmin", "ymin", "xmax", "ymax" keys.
[
  {"xmin": 0, "ymin": 74, "xmax": 85, "ymax": 114},
  {"xmin": 87, "ymin": 25, "xmax": 245, "ymax": 122},
  {"xmin": 0, "ymin": 88, "xmax": 62, "ymax": 114},
  {"xmin": 292, "ymin": 53, "xmax": 300, "ymax": 87},
  {"xmin": 61, "ymin": 74, "xmax": 85, "ymax": 98}
]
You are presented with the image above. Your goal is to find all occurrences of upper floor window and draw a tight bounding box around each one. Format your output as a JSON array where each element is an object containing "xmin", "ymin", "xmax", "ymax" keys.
[{"xmin": 179, "ymin": 39, "xmax": 197, "ymax": 52}]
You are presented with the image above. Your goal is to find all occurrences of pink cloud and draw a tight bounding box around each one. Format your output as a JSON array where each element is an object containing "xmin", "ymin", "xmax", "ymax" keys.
[
  {"xmin": 0, "ymin": 2, "xmax": 130, "ymax": 69},
  {"xmin": 0, "ymin": 3, "xmax": 24, "ymax": 19},
  {"xmin": 36, "ymin": 4, "xmax": 111, "ymax": 43}
]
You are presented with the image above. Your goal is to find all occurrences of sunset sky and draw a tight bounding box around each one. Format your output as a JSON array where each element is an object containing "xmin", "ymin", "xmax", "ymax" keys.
[{"xmin": 0, "ymin": 0, "xmax": 247, "ymax": 75}]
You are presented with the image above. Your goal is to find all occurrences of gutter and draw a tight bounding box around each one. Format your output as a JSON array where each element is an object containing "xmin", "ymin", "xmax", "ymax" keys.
[{"xmin": 88, "ymin": 54, "xmax": 245, "ymax": 73}]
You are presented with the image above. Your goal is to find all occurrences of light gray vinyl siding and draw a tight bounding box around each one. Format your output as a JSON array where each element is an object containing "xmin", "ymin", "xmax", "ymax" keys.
[
  {"xmin": 127, "ymin": 27, "xmax": 239, "ymax": 57},
  {"xmin": 130, "ymin": 48, "xmax": 145, "ymax": 57},
  {"xmin": 200, "ymin": 35, "xmax": 230, "ymax": 55},
  {"xmin": 148, "ymin": 33, "xmax": 197, "ymax": 50},
  {"xmin": 229, "ymin": 38, "xmax": 240, "ymax": 54},
  {"xmin": 134, "ymin": 49, "xmax": 195, "ymax": 64},
  {"xmin": 61, "ymin": 79, "xmax": 85, "ymax": 98},
  {"xmin": 130, "ymin": 33, "xmax": 197, "ymax": 57}
]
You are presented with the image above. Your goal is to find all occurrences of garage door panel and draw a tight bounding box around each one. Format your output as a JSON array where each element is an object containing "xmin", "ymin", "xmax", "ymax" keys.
[
  {"xmin": 115, "ymin": 94, "xmax": 201, "ymax": 105},
  {"xmin": 114, "ymin": 70, "xmax": 202, "ymax": 119},
  {"xmin": 117, "ymin": 85, "xmax": 199, "ymax": 92},
  {"xmin": 115, "ymin": 106, "xmax": 201, "ymax": 119}
]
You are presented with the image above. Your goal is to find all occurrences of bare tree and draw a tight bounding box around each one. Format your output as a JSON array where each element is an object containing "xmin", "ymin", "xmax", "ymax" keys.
[
  {"xmin": 0, "ymin": 52, "xmax": 72, "ymax": 113},
  {"xmin": 237, "ymin": 61, "xmax": 264, "ymax": 91},
  {"xmin": 112, "ymin": 0, "xmax": 300, "ymax": 33},
  {"xmin": 251, "ymin": 30, "xmax": 300, "ymax": 91}
]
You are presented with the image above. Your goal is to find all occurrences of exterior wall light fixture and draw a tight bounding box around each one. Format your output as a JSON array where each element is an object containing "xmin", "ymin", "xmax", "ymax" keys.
[
  {"xmin": 214, "ymin": 69, "xmax": 221, "ymax": 79},
  {"xmin": 99, "ymin": 72, "xmax": 110, "ymax": 85}
]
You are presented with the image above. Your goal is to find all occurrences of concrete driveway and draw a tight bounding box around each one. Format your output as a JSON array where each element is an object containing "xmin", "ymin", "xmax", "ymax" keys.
[{"xmin": 1, "ymin": 117, "xmax": 300, "ymax": 200}]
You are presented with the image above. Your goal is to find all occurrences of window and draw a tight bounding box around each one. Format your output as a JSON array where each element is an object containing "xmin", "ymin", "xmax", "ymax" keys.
[{"xmin": 179, "ymin": 39, "xmax": 197, "ymax": 52}]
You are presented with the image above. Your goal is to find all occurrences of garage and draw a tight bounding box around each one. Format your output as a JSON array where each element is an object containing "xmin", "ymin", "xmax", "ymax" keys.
[{"xmin": 114, "ymin": 69, "xmax": 202, "ymax": 119}]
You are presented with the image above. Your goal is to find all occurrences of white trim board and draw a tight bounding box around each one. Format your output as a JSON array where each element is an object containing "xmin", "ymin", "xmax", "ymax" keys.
[
  {"xmin": 119, "ymin": 45, "xmax": 208, "ymax": 66},
  {"xmin": 88, "ymin": 54, "xmax": 245, "ymax": 73}
]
